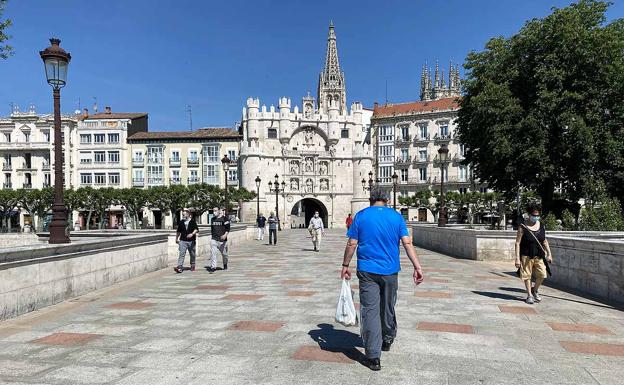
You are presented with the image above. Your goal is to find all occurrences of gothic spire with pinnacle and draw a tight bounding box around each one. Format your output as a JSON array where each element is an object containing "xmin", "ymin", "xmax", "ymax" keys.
[{"xmin": 318, "ymin": 22, "xmax": 346, "ymax": 114}]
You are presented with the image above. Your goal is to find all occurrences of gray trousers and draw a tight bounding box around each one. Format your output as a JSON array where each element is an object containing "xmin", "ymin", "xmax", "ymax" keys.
[
  {"xmin": 210, "ymin": 239, "xmax": 228, "ymax": 269},
  {"xmin": 177, "ymin": 240, "xmax": 196, "ymax": 267},
  {"xmin": 357, "ymin": 271, "xmax": 398, "ymax": 359}
]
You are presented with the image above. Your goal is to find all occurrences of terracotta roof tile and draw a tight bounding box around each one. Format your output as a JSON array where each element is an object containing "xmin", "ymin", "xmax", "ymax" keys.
[
  {"xmin": 80, "ymin": 112, "xmax": 147, "ymax": 120},
  {"xmin": 128, "ymin": 128, "xmax": 241, "ymax": 141},
  {"xmin": 372, "ymin": 97, "xmax": 460, "ymax": 118}
]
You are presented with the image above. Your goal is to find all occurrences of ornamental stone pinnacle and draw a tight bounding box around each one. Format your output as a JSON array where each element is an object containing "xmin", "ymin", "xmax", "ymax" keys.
[{"xmin": 318, "ymin": 22, "xmax": 346, "ymax": 115}]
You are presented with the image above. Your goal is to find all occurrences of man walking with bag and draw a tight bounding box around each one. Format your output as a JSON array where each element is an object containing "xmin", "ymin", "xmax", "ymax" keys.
[
  {"xmin": 340, "ymin": 187, "xmax": 424, "ymax": 371},
  {"xmin": 209, "ymin": 207, "xmax": 230, "ymax": 272},
  {"xmin": 174, "ymin": 209, "xmax": 199, "ymax": 273}
]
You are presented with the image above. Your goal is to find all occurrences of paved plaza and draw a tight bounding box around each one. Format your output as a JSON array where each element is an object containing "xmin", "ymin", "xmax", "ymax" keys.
[{"xmin": 0, "ymin": 229, "xmax": 623, "ymax": 385}]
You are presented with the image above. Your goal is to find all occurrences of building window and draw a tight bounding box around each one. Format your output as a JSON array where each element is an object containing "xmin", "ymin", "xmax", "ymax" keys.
[
  {"xmin": 378, "ymin": 125, "xmax": 393, "ymax": 142},
  {"xmin": 341, "ymin": 128, "xmax": 349, "ymax": 138},
  {"xmin": 202, "ymin": 146, "xmax": 216, "ymax": 163},
  {"xmin": 80, "ymin": 173, "xmax": 92, "ymax": 185},
  {"xmin": 171, "ymin": 150, "xmax": 180, "ymax": 162},
  {"xmin": 480, "ymin": 187, "xmax": 488, "ymax": 193},
  {"xmin": 133, "ymin": 169, "xmax": 144, "ymax": 181},
  {"xmin": 379, "ymin": 145, "xmax": 393, "ymax": 163},
  {"xmin": 109, "ymin": 173, "xmax": 120, "ymax": 185},
  {"xmin": 268, "ymin": 128, "xmax": 278, "ymax": 139},
  {"xmin": 419, "ymin": 168, "xmax": 427, "ymax": 181},
  {"xmin": 24, "ymin": 133, "xmax": 30, "ymax": 142},
  {"xmin": 419, "ymin": 123, "xmax": 428, "ymax": 139},
  {"xmin": 80, "ymin": 134, "xmax": 91, "ymax": 144},
  {"xmin": 147, "ymin": 165, "xmax": 164, "ymax": 184},
  {"xmin": 419, "ymin": 149, "xmax": 428, "ymax": 161},
  {"xmin": 94, "ymin": 133, "xmax": 105, "ymax": 144},
  {"xmin": 147, "ymin": 147, "xmax": 164, "ymax": 164},
  {"xmin": 400, "ymin": 148, "xmax": 409, "ymax": 161},
  {"xmin": 94, "ymin": 173, "xmax": 106, "ymax": 185},
  {"xmin": 133, "ymin": 150, "xmax": 143, "ymax": 161},
  {"xmin": 379, "ymin": 166, "xmax": 392, "ymax": 183},
  {"xmin": 401, "ymin": 168, "xmax": 408, "ymax": 182},
  {"xmin": 79, "ymin": 152, "xmax": 92, "ymax": 164},
  {"xmin": 459, "ymin": 166, "xmax": 467, "ymax": 181},
  {"xmin": 228, "ymin": 169, "xmax": 238, "ymax": 182},
  {"xmin": 440, "ymin": 124, "xmax": 449, "ymax": 137},
  {"xmin": 400, "ymin": 125, "xmax": 409, "ymax": 140},
  {"xmin": 44, "ymin": 132, "xmax": 50, "ymax": 142},
  {"xmin": 4, "ymin": 133, "xmax": 10, "ymax": 142},
  {"xmin": 108, "ymin": 151, "xmax": 120, "ymax": 164},
  {"xmin": 459, "ymin": 144, "xmax": 466, "ymax": 156},
  {"xmin": 204, "ymin": 165, "xmax": 218, "ymax": 184},
  {"xmin": 44, "ymin": 173, "xmax": 51, "ymax": 187},
  {"xmin": 171, "ymin": 170, "xmax": 180, "ymax": 183},
  {"xmin": 108, "ymin": 133, "xmax": 120, "ymax": 144},
  {"xmin": 459, "ymin": 187, "xmax": 468, "ymax": 194},
  {"xmin": 94, "ymin": 151, "xmax": 106, "ymax": 164},
  {"xmin": 227, "ymin": 149, "xmax": 237, "ymax": 162},
  {"xmin": 189, "ymin": 170, "xmax": 199, "ymax": 184}
]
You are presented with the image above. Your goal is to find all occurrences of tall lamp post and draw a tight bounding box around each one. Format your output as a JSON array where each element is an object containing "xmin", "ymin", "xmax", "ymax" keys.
[
  {"xmin": 361, "ymin": 170, "xmax": 374, "ymax": 202},
  {"xmin": 437, "ymin": 144, "xmax": 449, "ymax": 227},
  {"xmin": 268, "ymin": 174, "xmax": 285, "ymax": 231},
  {"xmin": 255, "ymin": 176, "xmax": 261, "ymax": 221},
  {"xmin": 221, "ymin": 154, "xmax": 230, "ymax": 215},
  {"xmin": 392, "ymin": 172, "xmax": 399, "ymax": 210},
  {"xmin": 40, "ymin": 38, "xmax": 71, "ymax": 244}
]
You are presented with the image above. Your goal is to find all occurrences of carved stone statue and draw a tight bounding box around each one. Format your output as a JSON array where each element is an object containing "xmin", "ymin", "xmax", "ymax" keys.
[
  {"xmin": 304, "ymin": 104, "xmax": 312, "ymax": 119},
  {"xmin": 290, "ymin": 178, "xmax": 299, "ymax": 191},
  {"xmin": 305, "ymin": 178, "xmax": 313, "ymax": 193},
  {"xmin": 329, "ymin": 145, "xmax": 336, "ymax": 157},
  {"xmin": 319, "ymin": 162, "xmax": 328, "ymax": 175},
  {"xmin": 304, "ymin": 128, "xmax": 314, "ymax": 146},
  {"xmin": 305, "ymin": 157, "xmax": 314, "ymax": 173},
  {"xmin": 281, "ymin": 143, "xmax": 288, "ymax": 156},
  {"xmin": 290, "ymin": 161, "xmax": 300, "ymax": 175},
  {"xmin": 320, "ymin": 179, "xmax": 329, "ymax": 191}
]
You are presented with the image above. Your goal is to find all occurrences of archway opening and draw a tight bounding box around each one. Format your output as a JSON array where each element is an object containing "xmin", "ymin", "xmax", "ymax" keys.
[{"xmin": 290, "ymin": 198, "xmax": 328, "ymax": 228}]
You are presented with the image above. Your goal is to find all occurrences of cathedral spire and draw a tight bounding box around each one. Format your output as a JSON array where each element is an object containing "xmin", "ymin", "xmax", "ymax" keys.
[{"xmin": 318, "ymin": 22, "xmax": 346, "ymax": 114}]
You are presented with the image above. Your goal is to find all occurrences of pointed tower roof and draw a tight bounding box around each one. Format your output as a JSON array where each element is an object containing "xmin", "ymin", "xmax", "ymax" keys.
[
  {"xmin": 318, "ymin": 22, "xmax": 346, "ymax": 114},
  {"xmin": 323, "ymin": 22, "xmax": 341, "ymax": 78}
]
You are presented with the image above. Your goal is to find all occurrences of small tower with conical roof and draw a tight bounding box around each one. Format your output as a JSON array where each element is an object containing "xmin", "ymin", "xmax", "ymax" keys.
[{"xmin": 318, "ymin": 21, "xmax": 347, "ymax": 115}]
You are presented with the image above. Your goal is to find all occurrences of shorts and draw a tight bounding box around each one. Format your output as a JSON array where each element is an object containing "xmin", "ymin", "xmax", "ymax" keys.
[{"xmin": 520, "ymin": 255, "xmax": 547, "ymax": 281}]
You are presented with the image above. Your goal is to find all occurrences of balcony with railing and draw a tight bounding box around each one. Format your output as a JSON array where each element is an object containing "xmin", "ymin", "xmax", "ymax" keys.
[
  {"xmin": 433, "ymin": 133, "xmax": 452, "ymax": 143},
  {"xmin": 413, "ymin": 134, "xmax": 430, "ymax": 144},
  {"xmin": 412, "ymin": 155, "xmax": 431, "ymax": 165},
  {"xmin": 43, "ymin": 182, "xmax": 51, "ymax": 188},
  {"xmin": 394, "ymin": 156, "xmax": 412, "ymax": 166},
  {"xmin": 169, "ymin": 157, "xmax": 182, "ymax": 167},
  {"xmin": 170, "ymin": 177, "xmax": 181, "ymax": 185},
  {"xmin": 132, "ymin": 178, "xmax": 145, "ymax": 187},
  {"xmin": 3, "ymin": 182, "xmax": 12, "ymax": 189},
  {"xmin": 188, "ymin": 177, "xmax": 200, "ymax": 185},
  {"xmin": 147, "ymin": 176, "xmax": 164, "ymax": 185},
  {"xmin": 23, "ymin": 183, "xmax": 32, "ymax": 189},
  {"xmin": 378, "ymin": 155, "xmax": 394, "ymax": 164},
  {"xmin": 400, "ymin": 177, "xmax": 430, "ymax": 185},
  {"xmin": 42, "ymin": 163, "xmax": 50, "ymax": 170},
  {"xmin": 187, "ymin": 158, "xmax": 200, "ymax": 167},
  {"xmin": 0, "ymin": 141, "xmax": 49, "ymax": 150},
  {"xmin": 378, "ymin": 135, "xmax": 394, "ymax": 143},
  {"xmin": 147, "ymin": 156, "xmax": 164, "ymax": 165},
  {"xmin": 395, "ymin": 136, "xmax": 411, "ymax": 147},
  {"xmin": 2, "ymin": 163, "xmax": 11, "ymax": 171},
  {"xmin": 132, "ymin": 157, "xmax": 144, "ymax": 167}
]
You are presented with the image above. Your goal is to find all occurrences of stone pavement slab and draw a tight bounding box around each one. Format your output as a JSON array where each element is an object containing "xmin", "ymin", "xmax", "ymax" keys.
[{"xmin": 0, "ymin": 229, "xmax": 623, "ymax": 384}]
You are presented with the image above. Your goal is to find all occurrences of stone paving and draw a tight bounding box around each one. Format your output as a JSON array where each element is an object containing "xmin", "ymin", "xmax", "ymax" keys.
[{"xmin": 0, "ymin": 229, "xmax": 623, "ymax": 384}]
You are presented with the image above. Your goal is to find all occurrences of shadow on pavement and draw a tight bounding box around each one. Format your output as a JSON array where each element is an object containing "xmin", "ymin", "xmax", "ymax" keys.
[
  {"xmin": 471, "ymin": 291, "xmax": 522, "ymax": 301},
  {"xmin": 308, "ymin": 323, "xmax": 367, "ymax": 366}
]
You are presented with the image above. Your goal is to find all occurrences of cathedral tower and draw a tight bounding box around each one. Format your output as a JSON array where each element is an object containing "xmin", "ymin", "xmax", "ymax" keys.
[{"xmin": 318, "ymin": 22, "xmax": 346, "ymax": 115}]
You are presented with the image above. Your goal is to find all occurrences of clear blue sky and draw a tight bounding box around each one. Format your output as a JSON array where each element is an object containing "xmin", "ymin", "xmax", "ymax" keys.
[{"xmin": 1, "ymin": 0, "xmax": 622, "ymax": 131}]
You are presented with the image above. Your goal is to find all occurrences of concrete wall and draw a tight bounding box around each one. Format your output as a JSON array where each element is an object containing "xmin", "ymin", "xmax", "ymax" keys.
[
  {"xmin": 0, "ymin": 233, "xmax": 169, "ymax": 321},
  {"xmin": 549, "ymin": 236, "xmax": 624, "ymax": 304},
  {"xmin": 0, "ymin": 233, "xmax": 44, "ymax": 247}
]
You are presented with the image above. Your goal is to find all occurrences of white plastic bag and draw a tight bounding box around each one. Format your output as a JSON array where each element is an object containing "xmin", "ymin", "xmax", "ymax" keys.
[{"xmin": 335, "ymin": 279, "xmax": 358, "ymax": 326}]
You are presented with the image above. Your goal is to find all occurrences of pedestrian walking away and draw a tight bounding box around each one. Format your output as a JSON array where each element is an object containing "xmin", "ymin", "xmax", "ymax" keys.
[
  {"xmin": 209, "ymin": 207, "xmax": 230, "ymax": 272},
  {"xmin": 514, "ymin": 202, "xmax": 553, "ymax": 304},
  {"xmin": 257, "ymin": 213, "xmax": 267, "ymax": 240},
  {"xmin": 308, "ymin": 211, "xmax": 324, "ymax": 252},
  {"xmin": 345, "ymin": 213, "xmax": 353, "ymax": 230},
  {"xmin": 341, "ymin": 187, "xmax": 424, "ymax": 371},
  {"xmin": 267, "ymin": 212, "xmax": 278, "ymax": 245},
  {"xmin": 174, "ymin": 209, "xmax": 199, "ymax": 274}
]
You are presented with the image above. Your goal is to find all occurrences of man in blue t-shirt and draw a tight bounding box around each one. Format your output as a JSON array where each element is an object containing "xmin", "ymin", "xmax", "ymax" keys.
[{"xmin": 341, "ymin": 187, "xmax": 424, "ymax": 371}]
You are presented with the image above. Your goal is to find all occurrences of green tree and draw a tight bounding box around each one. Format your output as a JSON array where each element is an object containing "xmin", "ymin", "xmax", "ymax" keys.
[
  {"xmin": 117, "ymin": 188, "xmax": 148, "ymax": 229},
  {"xmin": 578, "ymin": 197, "xmax": 624, "ymax": 231},
  {"xmin": 0, "ymin": 188, "xmax": 19, "ymax": 231},
  {"xmin": 91, "ymin": 188, "xmax": 118, "ymax": 229},
  {"xmin": 228, "ymin": 186, "xmax": 256, "ymax": 216},
  {"xmin": 148, "ymin": 185, "xmax": 190, "ymax": 227},
  {"xmin": 0, "ymin": 0, "xmax": 13, "ymax": 60},
  {"xmin": 63, "ymin": 188, "xmax": 82, "ymax": 228},
  {"xmin": 457, "ymin": 0, "xmax": 624, "ymax": 212},
  {"xmin": 188, "ymin": 184, "xmax": 220, "ymax": 221},
  {"xmin": 18, "ymin": 187, "xmax": 53, "ymax": 232}
]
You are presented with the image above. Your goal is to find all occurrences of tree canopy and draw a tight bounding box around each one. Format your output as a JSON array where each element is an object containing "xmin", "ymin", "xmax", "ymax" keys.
[
  {"xmin": 457, "ymin": 0, "xmax": 624, "ymax": 213},
  {"xmin": 0, "ymin": 0, "xmax": 13, "ymax": 59}
]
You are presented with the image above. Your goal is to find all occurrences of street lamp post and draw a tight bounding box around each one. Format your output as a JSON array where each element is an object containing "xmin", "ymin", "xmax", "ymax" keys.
[
  {"xmin": 40, "ymin": 38, "xmax": 71, "ymax": 244},
  {"xmin": 255, "ymin": 176, "xmax": 261, "ymax": 221},
  {"xmin": 268, "ymin": 174, "xmax": 285, "ymax": 231},
  {"xmin": 437, "ymin": 144, "xmax": 449, "ymax": 227},
  {"xmin": 392, "ymin": 172, "xmax": 399, "ymax": 210},
  {"xmin": 221, "ymin": 154, "xmax": 230, "ymax": 215}
]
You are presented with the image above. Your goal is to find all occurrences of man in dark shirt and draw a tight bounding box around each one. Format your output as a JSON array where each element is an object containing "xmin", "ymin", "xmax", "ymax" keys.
[
  {"xmin": 257, "ymin": 213, "xmax": 267, "ymax": 241},
  {"xmin": 174, "ymin": 209, "xmax": 199, "ymax": 273},
  {"xmin": 209, "ymin": 207, "xmax": 230, "ymax": 272}
]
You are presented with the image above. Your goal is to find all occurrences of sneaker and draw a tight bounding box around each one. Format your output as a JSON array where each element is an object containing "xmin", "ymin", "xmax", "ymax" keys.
[
  {"xmin": 382, "ymin": 341, "xmax": 392, "ymax": 352},
  {"xmin": 190, "ymin": 264, "xmax": 196, "ymax": 272},
  {"xmin": 207, "ymin": 267, "xmax": 216, "ymax": 273},
  {"xmin": 174, "ymin": 266, "xmax": 183, "ymax": 274},
  {"xmin": 532, "ymin": 290, "xmax": 541, "ymax": 302},
  {"xmin": 367, "ymin": 358, "xmax": 381, "ymax": 371},
  {"xmin": 526, "ymin": 296, "xmax": 535, "ymax": 305},
  {"xmin": 223, "ymin": 263, "xmax": 228, "ymax": 270}
]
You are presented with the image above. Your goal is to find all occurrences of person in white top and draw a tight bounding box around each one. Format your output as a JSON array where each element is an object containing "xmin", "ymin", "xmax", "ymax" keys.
[{"xmin": 308, "ymin": 211, "xmax": 325, "ymax": 252}]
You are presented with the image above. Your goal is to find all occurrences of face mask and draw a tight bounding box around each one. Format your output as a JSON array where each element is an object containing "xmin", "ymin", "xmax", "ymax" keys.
[
  {"xmin": 213, "ymin": 211, "xmax": 219, "ymax": 216},
  {"xmin": 314, "ymin": 214, "xmax": 319, "ymax": 218},
  {"xmin": 530, "ymin": 215, "xmax": 541, "ymax": 222}
]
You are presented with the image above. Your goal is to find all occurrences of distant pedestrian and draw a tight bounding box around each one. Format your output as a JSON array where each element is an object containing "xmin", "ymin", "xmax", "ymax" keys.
[
  {"xmin": 257, "ymin": 213, "xmax": 267, "ymax": 240},
  {"xmin": 345, "ymin": 213, "xmax": 353, "ymax": 230},
  {"xmin": 174, "ymin": 209, "xmax": 199, "ymax": 273},
  {"xmin": 268, "ymin": 212, "xmax": 278, "ymax": 245},
  {"xmin": 209, "ymin": 207, "xmax": 230, "ymax": 272},
  {"xmin": 308, "ymin": 211, "xmax": 324, "ymax": 252},
  {"xmin": 514, "ymin": 202, "xmax": 553, "ymax": 304},
  {"xmin": 341, "ymin": 187, "xmax": 424, "ymax": 371}
]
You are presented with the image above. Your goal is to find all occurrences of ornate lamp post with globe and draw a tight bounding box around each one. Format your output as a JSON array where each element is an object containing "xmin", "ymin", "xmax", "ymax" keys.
[
  {"xmin": 40, "ymin": 38, "xmax": 71, "ymax": 244},
  {"xmin": 268, "ymin": 174, "xmax": 285, "ymax": 231}
]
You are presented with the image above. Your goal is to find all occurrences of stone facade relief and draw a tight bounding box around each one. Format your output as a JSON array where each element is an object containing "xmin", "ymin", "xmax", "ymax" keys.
[
  {"xmin": 290, "ymin": 178, "xmax": 299, "ymax": 191},
  {"xmin": 319, "ymin": 161, "xmax": 328, "ymax": 175},
  {"xmin": 290, "ymin": 161, "xmax": 300, "ymax": 175},
  {"xmin": 305, "ymin": 178, "xmax": 313, "ymax": 193},
  {"xmin": 320, "ymin": 178, "xmax": 329, "ymax": 191},
  {"xmin": 304, "ymin": 157, "xmax": 314, "ymax": 173}
]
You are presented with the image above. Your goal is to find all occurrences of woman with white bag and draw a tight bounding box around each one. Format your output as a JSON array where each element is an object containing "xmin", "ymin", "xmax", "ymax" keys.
[{"xmin": 340, "ymin": 187, "xmax": 424, "ymax": 371}]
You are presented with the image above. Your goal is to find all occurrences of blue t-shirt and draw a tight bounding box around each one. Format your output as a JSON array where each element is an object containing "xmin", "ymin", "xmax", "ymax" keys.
[{"xmin": 346, "ymin": 206, "xmax": 409, "ymax": 275}]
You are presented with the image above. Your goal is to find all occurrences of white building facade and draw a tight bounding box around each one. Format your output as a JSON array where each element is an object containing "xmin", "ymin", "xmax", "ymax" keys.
[{"xmin": 239, "ymin": 23, "xmax": 374, "ymax": 228}]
